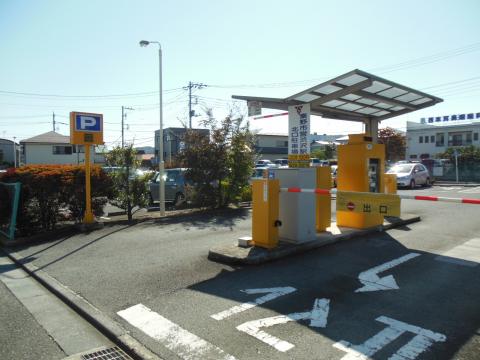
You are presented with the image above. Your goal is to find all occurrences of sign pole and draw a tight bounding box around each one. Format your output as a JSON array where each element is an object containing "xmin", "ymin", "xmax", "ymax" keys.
[{"xmin": 84, "ymin": 144, "xmax": 94, "ymax": 223}]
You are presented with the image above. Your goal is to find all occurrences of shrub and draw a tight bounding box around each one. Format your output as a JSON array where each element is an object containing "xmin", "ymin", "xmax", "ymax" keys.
[{"xmin": 0, "ymin": 165, "xmax": 114, "ymax": 235}]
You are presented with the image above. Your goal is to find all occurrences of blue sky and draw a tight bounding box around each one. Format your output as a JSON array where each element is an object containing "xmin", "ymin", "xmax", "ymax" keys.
[{"xmin": 0, "ymin": 0, "xmax": 479, "ymax": 147}]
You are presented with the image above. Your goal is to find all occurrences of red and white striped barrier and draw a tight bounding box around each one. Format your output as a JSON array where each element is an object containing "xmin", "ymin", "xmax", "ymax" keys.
[
  {"xmin": 279, "ymin": 187, "xmax": 480, "ymax": 205},
  {"xmin": 253, "ymin": 112, "xmax": 289, "ymax": 120}
]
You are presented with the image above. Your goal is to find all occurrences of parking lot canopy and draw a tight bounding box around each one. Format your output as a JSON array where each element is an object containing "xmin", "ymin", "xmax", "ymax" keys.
[{"xmin": 232, "ymin": 69, "xmax": 443, "ymax": 122}]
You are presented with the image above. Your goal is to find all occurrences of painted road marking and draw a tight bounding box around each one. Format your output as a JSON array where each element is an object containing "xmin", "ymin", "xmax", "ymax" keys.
[
  {"xmin": 459, "ymin": 186, "xmax": 480, "ymax": 194},
  {"xmin": 236, "ymin": 298, "xmax": 330, "ymax": 352},
  {"xmin": 439, "ymin": 187, "xmax": 462, "ymax": 191},
  {"xmin": 118, "ymin": 304, "xmax": 236, "ymax": 360},
  {"xmin": 355, "ymin": 253, "xmax": 421, "ymax": 292},
  {"xmin": 435, "ymin": 238, "xmax": 480, "ymax": 267},
  {"xmin": 333, "ymin": 316, "xmax": 446, "ymax": 360},
  {"xmin": 211, "ymin": 286, "xmax": 296, "ymax": 321}
]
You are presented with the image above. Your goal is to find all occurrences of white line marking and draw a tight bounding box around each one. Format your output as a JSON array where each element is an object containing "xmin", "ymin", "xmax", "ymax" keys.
[
  {"xmin": 236, "ymin": 298, "xmax": 330, "ymax": 352},
  {"xmin": 355, "ymin": 253, "xmax": 421, "ymax": 292},
  {"xmin": 211, "ymin": 286, "xmax": 296, "ymax": 321},
  {"xmin": 435, "ymin": 238, "xmax": 480, "ymax": 267},
  {"xmin": 459, "ymin": 187, "xmax": 480, "ymax": 194},
  {"xmin": 118, "ymin": 304, "xmax": 236, "ymax": 360},
  {"xmin": 333, "ymin": 316, "xmax": 446, "ymax": 360}
]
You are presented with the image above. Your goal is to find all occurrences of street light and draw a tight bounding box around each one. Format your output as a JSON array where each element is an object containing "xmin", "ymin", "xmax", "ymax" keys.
[{"xmin": 139, "ymin": 39, "xmax": 165, "ymax": 216}]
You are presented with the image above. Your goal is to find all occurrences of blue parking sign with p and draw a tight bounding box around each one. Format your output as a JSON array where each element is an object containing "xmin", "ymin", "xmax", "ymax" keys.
[{"xmin": 75, "ymin": 114, "xmax": 102, "ymax": 132}]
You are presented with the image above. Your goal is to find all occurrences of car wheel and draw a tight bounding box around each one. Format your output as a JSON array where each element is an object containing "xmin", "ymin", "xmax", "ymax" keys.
[
  {"xmin": 409, "ymin": 179, "xmax": 416, "ymax": 190},
  {"xmin": 174, "ymin": 192, "xmax": 186, "ymax": 207}
]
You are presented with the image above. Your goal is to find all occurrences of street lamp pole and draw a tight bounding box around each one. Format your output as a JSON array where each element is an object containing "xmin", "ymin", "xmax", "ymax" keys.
[
  {"xmin": 140, "ymin": 40, "xmax": 165, "ymax": 216},
  {"xmin": 13, "ymin": 136, "xmax": 16, "ymax": 168}
]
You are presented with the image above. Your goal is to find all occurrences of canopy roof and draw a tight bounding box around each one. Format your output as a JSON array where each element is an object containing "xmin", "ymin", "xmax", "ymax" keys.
[{"xmin": 233, "ymin": 69, "xmax": 443, "ymax": 122}]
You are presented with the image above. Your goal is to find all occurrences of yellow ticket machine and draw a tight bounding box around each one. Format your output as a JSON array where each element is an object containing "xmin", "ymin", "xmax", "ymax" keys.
[{"xmin": 336, "ymin": 134, "xmax": 385, "ymax": 229}]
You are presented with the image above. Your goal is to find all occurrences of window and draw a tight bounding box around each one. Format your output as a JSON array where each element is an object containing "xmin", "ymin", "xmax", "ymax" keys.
[
  {"xmin": 410, "ymin": 154, "xmax": 417, "ymax": 159},
  {"xmin": 430, "ymin": 135, "xmax": 435, "ymax": 143},
  {"xmin": 436, "ymin": 133, "xmax": 444, "ymax": 147},
  {"xmin": 474, "ymin": 133, "xmax": 479, "ymax": 141},
  {"xmin": 276, "ymin": 140, "xmax": 288, "ymax": 147},
  {"xmin": 425, "ymin": 136, "xmax": 429, "ymax": 143},
  {"xmin": 419, "ymin": 136, "xmax": 423, "ymax": 143},
  {"xmin": 466, "ymin": 133, "xmax": 472, "ymax": 144},
  {"xmin": 52, "ymin": 145, "xmax": 72, "ymax": 155}
]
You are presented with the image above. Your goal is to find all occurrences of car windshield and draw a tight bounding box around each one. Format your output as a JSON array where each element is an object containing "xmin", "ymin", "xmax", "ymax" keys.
[{"xmin": 388, "ymin": 164, "xmax": 413, "ymax": 173}]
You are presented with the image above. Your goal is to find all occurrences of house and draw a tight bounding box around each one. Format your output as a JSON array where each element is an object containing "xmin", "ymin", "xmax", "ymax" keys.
[
  {"xmin": 20, "ymin": 131, "xmax": 96, "ymax": 165},
  {"xmin": 0, "ymin": 138, "xmax": 19, "ymax": 168},
  {"xmin": 406, "ymin": 114, "xmax": 480, "ymax": 160}
]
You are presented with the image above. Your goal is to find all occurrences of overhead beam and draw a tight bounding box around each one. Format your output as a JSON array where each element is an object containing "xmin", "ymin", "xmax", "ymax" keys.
[{"xmin": 309, "ymin": 79, "xmax": 373, "ymax": 107}]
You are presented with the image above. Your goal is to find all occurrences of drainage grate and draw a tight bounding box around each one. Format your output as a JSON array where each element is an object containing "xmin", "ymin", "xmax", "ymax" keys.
[{"xmin": 81, "ymin": 346, "xmax": 132, "ymax": 360}]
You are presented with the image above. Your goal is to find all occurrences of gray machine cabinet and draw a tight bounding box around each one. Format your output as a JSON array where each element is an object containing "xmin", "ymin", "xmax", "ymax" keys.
[{"xmin": 272, "ymin": 168, "xmax": 317, "ymax": 243}]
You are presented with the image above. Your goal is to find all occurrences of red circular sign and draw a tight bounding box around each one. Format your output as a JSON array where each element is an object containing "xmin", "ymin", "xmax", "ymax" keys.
[{"xmin": 347, "ymin": 202, "xmax": 355, "ymax": 211}]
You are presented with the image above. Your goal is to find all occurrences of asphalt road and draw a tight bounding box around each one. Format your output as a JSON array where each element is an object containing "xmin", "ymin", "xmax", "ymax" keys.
[{"xmin": 9, "ymin": 185, "xmax": 480, "ymax": 360}]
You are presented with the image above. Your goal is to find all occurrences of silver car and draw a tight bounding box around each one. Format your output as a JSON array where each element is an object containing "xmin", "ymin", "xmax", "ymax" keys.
[{"xmin": 387, "ymin": 163, "xmax": 431, "ymax": 189}]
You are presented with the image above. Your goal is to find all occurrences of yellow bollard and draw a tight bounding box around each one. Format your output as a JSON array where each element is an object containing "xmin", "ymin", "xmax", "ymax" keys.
[
  {"xmin": 316, "ymin": 167, "xmax": 331, "ymax": 232},
  {"xmin": 252, "ymin": 179, "xmax": 280, "ymax": 249},
  {"xmin": 384, "ymin": 174, "xmax": 397, "ymax": 194}
]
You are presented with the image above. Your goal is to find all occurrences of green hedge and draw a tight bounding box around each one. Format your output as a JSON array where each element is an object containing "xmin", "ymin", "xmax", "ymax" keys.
[{"xmin": 0, "ymin": 165, "xmax": 114, "ymax": 235}]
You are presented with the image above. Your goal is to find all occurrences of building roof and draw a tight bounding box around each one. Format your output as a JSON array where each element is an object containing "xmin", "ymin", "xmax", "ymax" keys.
[
  {"xmin": 20, "ymin": 131, "xmax": 70, "ymax": 144},
  {"xmin": 233, "ymin": 69, "xmax": 443, "ymax": 122}
]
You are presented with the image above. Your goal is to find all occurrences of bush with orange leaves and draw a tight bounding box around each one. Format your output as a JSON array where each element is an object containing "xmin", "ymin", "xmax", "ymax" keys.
[{"xmin": 0, "ymin": 165, "xmax": 114, "ymax": 235}]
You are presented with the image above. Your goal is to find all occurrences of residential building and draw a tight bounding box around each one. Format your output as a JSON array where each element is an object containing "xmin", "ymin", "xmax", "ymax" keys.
[
  {"xmin": 255, "ymin": 133, "xmax": 288, "ymax": 161},
  {"xmin": 20, "ymin": 131, "xmax": 96, "ymax": 165},
  {"xmin": 154, "ymin": 127, "xmax": 210, "ymax": 165},
  {"xmin": 406, "ymin": 114, "xmax": 480, "ymax": 160},
  {"xmin": 0, "ymin": 138, "xmax": 19, "ymax": 167}
]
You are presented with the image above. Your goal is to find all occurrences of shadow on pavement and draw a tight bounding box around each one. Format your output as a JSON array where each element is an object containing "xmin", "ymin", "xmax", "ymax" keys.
[{"xmin": 188, "ymin": 231, "xmax": 480, "ymax": 360}]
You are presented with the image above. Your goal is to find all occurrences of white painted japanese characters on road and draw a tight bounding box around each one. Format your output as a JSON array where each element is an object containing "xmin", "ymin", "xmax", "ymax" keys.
[
  {"xmin": 236, "ymin": 298, "xmax": 330, "ymax": 352},
  {"xmin": 211, "ymin": 287, "xmax": 296, "ymax": 321},
  {"xmin": 118, "ymin": 304, "xmax": 237, "ymax": 360},
  {"xmin": 355, "ymin": 253, "xmax": 421, "ymax": 292},
  {"xmin": 333, "ymin": 316, "xmax": 446, "ymax": 360}
]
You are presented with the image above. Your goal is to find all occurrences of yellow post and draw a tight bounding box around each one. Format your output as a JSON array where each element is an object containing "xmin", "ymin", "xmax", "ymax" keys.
[
  {"xmin": 384, "ymin": 174, "xmax": 397, "ymax": 194},
  {"xmin": 83, "ymin": 144, "xmax": 94, "ymax": 223},
  {"xmin": 252, "ymin": 179, "xmax": 280, "ymax": 249},
  {"xmin": 316, "ymin": 167, "xmax": 331, "ymax": 232}
]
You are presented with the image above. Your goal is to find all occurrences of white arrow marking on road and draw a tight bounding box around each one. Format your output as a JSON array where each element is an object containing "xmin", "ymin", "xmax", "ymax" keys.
[
  {"xmin": 118, "ymin": 304, "xmax": 237, "ymax": 360},
  {"xmin": 236, "ymin": 298, "xmax": 330, "ymax": 352},
  {"xmin": 211, "ymin": 286, "xmax": 297, "ymax": 321},
  {"xmin": 333, "ymin": 316, "xmax": 446, "ymax": 360},
  {"xmin": 355, "ymin": 253, "xmax": 421, "ymax": 292}
]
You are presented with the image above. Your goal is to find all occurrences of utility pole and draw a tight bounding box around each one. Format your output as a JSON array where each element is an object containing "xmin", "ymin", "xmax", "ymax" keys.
[
  {"xmin": 52, "ymin": 112, "xmax": 56, "ymax": 132},
  {"xmin": 184, "ymin": 82, "xmax": 207, "ymax": 128},
  {"xmin": 122, "ymin": 106, "xmax": 134, "ymax": 147}
]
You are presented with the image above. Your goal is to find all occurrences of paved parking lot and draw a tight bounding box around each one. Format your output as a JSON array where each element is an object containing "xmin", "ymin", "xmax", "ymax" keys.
[{"xmin": 8, "ymin": 185, "xmax": 480, "ymax": 360}]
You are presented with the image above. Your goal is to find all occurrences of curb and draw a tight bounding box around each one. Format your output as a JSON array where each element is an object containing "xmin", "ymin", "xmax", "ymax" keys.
[
  {"xmin": 2, "ymin": 248, "xmax": 161, "ymax": 360},
  {"xmin": 434, "ymin": 182, "xmax": 480, "ymax": 187},
  {"xmin": 208, "ymin": 215, "xmax": 421, "ymax": 265}
]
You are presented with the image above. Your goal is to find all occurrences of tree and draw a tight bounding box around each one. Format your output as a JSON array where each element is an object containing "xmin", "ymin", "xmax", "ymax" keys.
[
  {"xmin": 105, "ymin": 145, "xmax": 151, "ymax": 221},
  {"xmin": 378, "ymin": 127, "xmax": 406, "ymax": 162},
  {"xmin": 178, "ymin": 114, "xmax": 256, "ymax": 208}
]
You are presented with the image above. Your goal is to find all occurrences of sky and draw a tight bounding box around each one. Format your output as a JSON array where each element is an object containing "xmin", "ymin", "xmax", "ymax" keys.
[{"xmin": 0, "ymin": 0, "xmax": 479, "ymax": 148}]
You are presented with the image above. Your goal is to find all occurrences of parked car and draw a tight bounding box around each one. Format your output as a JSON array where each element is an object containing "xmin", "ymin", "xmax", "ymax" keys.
[
  {"xmin": 273, "ymin": 159, "xmax": 289, "ymax": 168},
  {"xmin": 310, "ymin": 158, "xmax": 322, "ymax": 167},
  {"xmin": 255, "ymin": 159, "xmax": 275, "ymax": 168},
  {"xmin": 387, "ymin": 163, "xmax": 430, "ymax": 189},
  {"xmin": 148, "ymin": 168, "xmax": 190, "ymax": 206}
]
